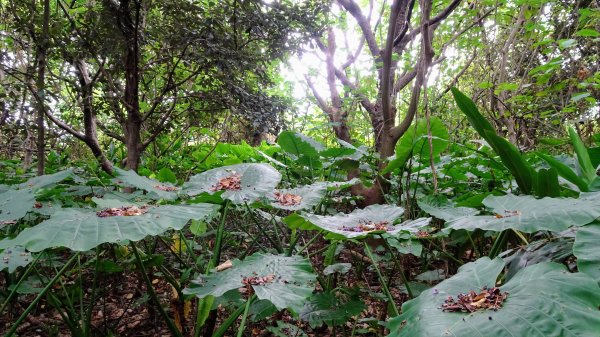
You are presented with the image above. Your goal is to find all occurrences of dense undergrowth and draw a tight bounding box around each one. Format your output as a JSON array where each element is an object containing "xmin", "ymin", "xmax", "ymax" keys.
[{"xmin": 1, "ymin": 91, "xmax": 600, "ymax": 336}]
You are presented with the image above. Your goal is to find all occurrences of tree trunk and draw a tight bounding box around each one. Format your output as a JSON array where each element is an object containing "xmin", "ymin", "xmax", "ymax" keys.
[{"xmin": 34, "ymin": 0, "xmax": 50, "ymax": 175}]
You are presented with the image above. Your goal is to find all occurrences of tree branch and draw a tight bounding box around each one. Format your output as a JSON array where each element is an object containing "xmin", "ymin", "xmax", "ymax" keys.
[{"xmin": 337, "ymin": 0, "xmax": 381, "ymax": 57}]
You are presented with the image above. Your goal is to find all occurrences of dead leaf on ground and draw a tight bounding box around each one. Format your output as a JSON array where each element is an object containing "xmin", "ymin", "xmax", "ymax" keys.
[
  {"xmin": 96, "ymin": 205, "xmax": 149, "ymax": 217},
  {"xmin": 210, "ymin": 174, "xmax": 241, "ymax": 191},
  {"xmin": 274, "ymin": 192, "xmax": 303, "ymax": 206}
]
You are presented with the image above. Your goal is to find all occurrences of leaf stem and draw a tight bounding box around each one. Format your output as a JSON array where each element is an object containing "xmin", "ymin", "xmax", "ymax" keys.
[
  {"xmin": 5, "ymin": 252, "xmax": 80, "ymax": 337},
  {"xmin": 364, "ymin": 242, "xmax": 399, "ymax": 316}
]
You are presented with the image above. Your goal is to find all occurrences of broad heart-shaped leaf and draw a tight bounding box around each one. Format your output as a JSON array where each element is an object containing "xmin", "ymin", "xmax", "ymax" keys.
[
  {"xmin": 18, "ymin": 169, "xmax": 76, "ymax": 189},
  {"xmin": 574, "ymin": 221, "xmax": 600, "ymax": 283},
  {"xmin": 300, "ymin": 205, "xmax": 430, "ymax": 239},
  {"xmin": 383, "ymin": 117, "xmax": 448, "ymax": 174},
  {"xmin": 300, "ymin": 289, "xmax": 365, "ymax": 328},
  {"xmin": 388, "ymin": 258, "xmax": 600, "ymax": 337},
  {"xmin": 267, "ymin": 184, "xmax": 327, "ymax": 211},
  {"xmin": 183, "ymin": 163, "xmax": 281, "ymax": 204},
  {"xmin": 113, "ymin": 167, "xmax": 178, "ymax": 200},
  {"xmin": 1, "ymin": 246, "xmax": 32, "ymax": 273},
  {"xmin": 183, "ymin": 253, "xmax": 316, "ymax": 314},
  {"xmin": 0, "ymin": 204, "xmax": 219, "ymax": 252},
  {"xmin": 417, "ymin": 195, "xmax": 479, "ymax": 222},
  {"xmin": 0, "ymin": 188, "xmax": 36, "ymax": 223},
  {"xmin": 277, "ymin": 131, "xmax": 324, "ymax": 158},
  {"xmin": 445, "ymin": 193, "xmax": 600, "ymax": 233}
]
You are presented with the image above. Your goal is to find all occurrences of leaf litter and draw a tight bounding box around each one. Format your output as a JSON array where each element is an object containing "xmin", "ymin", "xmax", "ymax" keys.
[
  {"xmin": 96, "ymin": 205, "xmax": 149, "ymax": 217},
  {"xmin": 274, "ymin": 192, "xmax": 303, "ymax": 206},
  {"xmin": 210, "ymin": 173, "xmax": 241, "ymax": 191},
  {"xmin": 440, "ymin": 286, "xmax": 508, "ymax": 313},
  {"xmin": 154, "ymin": 185, "xmax": 178, "ymax": 191},
  {"xmin": 341, "ymin": 220, "xmax": 392, "ymax": 232}
]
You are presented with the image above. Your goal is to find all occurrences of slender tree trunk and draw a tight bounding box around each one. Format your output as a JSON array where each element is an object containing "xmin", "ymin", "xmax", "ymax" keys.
[{"xmin": 34, "ymin": 0, "xmax": 50, "ymax": 175}]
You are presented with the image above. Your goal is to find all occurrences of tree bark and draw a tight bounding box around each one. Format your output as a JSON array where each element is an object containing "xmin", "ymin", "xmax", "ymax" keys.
[{"xmin": 34, "ymin": 0, "xmax": 50, "ymax": 175}]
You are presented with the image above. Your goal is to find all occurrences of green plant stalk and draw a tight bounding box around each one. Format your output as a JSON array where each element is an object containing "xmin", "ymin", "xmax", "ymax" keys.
[
  {"xmin": 286, "ymin": 228, "xmax": 298, "ymax": 256},
  {"xmin": 196, "ymin": 200, "xmax": 231, "ymax": 337},
  {"xmin": 0, "ymin": 252, "xmax": 41, "ymax": 315},
  {"xmin": 236, "ymin": 294, "xmax": 255, "ymax": 337},
  {"xmin": 296, "ymin": 230, "xmax": 324, "ymax": 255},
  {"xmin": 380, "ymin": 237, "xmax": 413, "ymax": 299},
  {"xmin": 213, "ymin": 295, "xmax": 257, "ymax": 337},
  {"xmin": 489, "ymin": 231, "xmax": 509, "ymax": 259},
  {"xmin": 131, "ymin": 243, "xmax": 183, "ymax": 337},
  {"xmin": 5, "ymin": 252, "xmax": 79, "ymax": 337},
  {"xmin": 244, "ymin": 202, "xmax": 283, "ymax": 253},
  {"xmin": 84, "ymin": 247, "xmax": 101, "ymax": 337},
  {"xmin": 210, "ymin": 200, "xmax": 230, "ymax": 270},
  {"xmin": 364, "ymin": 243, "xmax": 399, "ymax": 316}
]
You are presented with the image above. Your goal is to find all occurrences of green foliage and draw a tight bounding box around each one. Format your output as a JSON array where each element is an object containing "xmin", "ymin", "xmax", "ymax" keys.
[
  {"xmin": 573, "ymin": 221, "xmax": 600, "ymax": 283},
  {"xmin": 443, "ymin": 193, "xmax": 600, "ymax": 233},
  {"xmin": 184, "ymin": 253, "xmax": 316, "ymax": 313},
  {"xmin": 0, "ymin": 204, "xmax": 218, "ymax": 252},
  {"xmin": 384, "ymin": 118, "xmax": 449, "ymax": 174},
  {"xmin": 388, "ymin": 258, "xmax": 600, "ymax": 336}
]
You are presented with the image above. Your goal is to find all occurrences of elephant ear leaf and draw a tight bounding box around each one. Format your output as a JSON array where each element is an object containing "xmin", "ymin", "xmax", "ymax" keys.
[
  {"xmin": 388, "ymin": 257, "xmax": 600, "ymax": 337},
  {"xmin": 183, "ymin": 253, "xmax": 316, "ymax": 314},
  {"xmin": 183, "ymin": 163, "xmax": 281, "ymax": 204},
  {"xmin": 0, "ymin": 203, "xmax": 219, "ymax": 252},
  {"xmin": 113, "ymin": 167, "xmax": 179, "ymax": 200}
]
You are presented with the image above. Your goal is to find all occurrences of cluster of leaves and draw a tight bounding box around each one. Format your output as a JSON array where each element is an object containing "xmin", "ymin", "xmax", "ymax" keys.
[{"xmin": 2, "ymin": 89, "xmax": 600, "ymax": 336}]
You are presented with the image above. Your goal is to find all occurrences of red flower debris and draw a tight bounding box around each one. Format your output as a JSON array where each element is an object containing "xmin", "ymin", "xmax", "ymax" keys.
[
  {"xmin": 96, "ymin": 205, "xmax": 149, "ymax": 217},
  {"xmin": 440, "ymin": 286, "xmax": 508, "ymax": 313},
  {"xmin": 274, "ymin": 192, "xmax": 303, "ymax": 206},
  {"xmin": 494, "ymin": 210, "xmax": 521, "ymax": 219},
  {"xmin": 34, "ymin": 202, "xmax": 43, "ymax": 209},
  {"xmin": 210, "ymin": 174, "xmax": 241, "ymax": 192},
  {"xmin": 341, "ymin": 220, "xmax": 392, "ymax": 232},
  {"xmin": 154, "ymin": 185, "xmax": 178, "ymax": 192}
]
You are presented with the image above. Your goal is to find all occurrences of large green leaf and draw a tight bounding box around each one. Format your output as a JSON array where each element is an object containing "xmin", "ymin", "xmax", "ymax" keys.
[
  {"xmin": 183, "ymin": 253, "xmax": 316, "ymax": 313},
  {"xmin": 445, "ymin": 193, "xmax": 600, "ymax": 233},
  {"xmin": 568, "ymin": 126, "xmax": 597, "ymax": 183},
  {"xmin": 267, "ymin": 184, "xmax": 327, "ymax": 211},
  {"xmin": 451, "ymin": 88, "xmax": 534, "ymax": 194},
  {"xmin": 183, "ymin": 163, "xmax": 281, "ymax": 204},
  {"xmin": 538, "ymin": 152, "xmax": 589, "ymax": 191},
  {"xmin": 0, "ymin": 188, "xmax": 36, "ymax": 223},
  {"xmin": 277, "ymin": 131, "xmax": 324, "ymax": 158},
  {"xmin": 484, "ymin": 131, "xmax": 533, "ymax": 194},
  {"xmin": 113, "ymin": 167, "xmax": 179, "ymax": 200},
  {"xmin": 451, "ymin": 88, "xmax": 496, "ymax": 140},
  {"xmin": 388, "ymin": 257, "xmax": 600, "ymax": 336},
  {"xmin": 383, "ymin": 118, "xmax": 448, "ymax": 174},
  {"xmin": 300, "ymin": 205, "xmax": 430, "ymax": 239},
  {"xmin": 300, "ymin": 290, "xmax": 365, "ymax": 328},
  {"xmin": 573, "ymin": 222, "xmax": 600, "ymax": 283},
  {"xmin": 0, "ymin": 203, "xmax": 219, "ymax": 252},
  {"xmin": 18, "ymin": 169, "xmax": 76, "ymax": 189},
  {"xmin": 417, "ymin": 195, "xmax": 479, "ymax": 222},
  {"xmin": 1, "ymin": 246, "xmax": 33, "ymax": 273}
]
